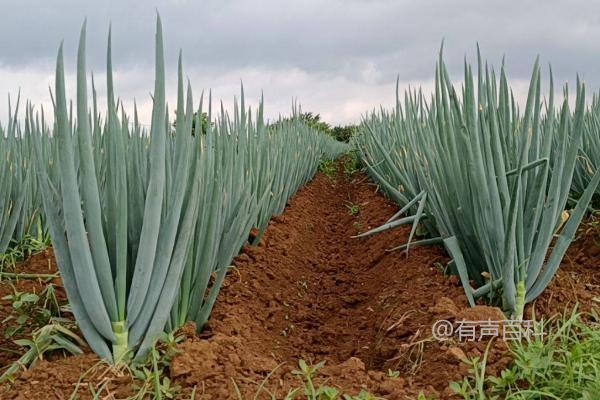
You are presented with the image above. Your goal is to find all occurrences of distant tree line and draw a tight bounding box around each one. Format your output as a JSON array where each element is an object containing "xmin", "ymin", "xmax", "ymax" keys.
[
  {"xmin": 174, "ymin": 110, "xmax": 357, "ymax": 142},
  {"xmin": 270, "ymin": 112, "xmax": 358, "ymax": 143}
]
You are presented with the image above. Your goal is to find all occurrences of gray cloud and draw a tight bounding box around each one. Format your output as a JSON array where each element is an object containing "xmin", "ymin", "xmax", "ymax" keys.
[{"xmin": 1, "ymin": 0, "xmax": 599, "ymax": 125}]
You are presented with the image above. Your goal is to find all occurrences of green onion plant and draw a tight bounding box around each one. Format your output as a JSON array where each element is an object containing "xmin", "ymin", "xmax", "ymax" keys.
[{"xmin": 356, "ymin": 48, "xmax": 600, "ymax": 319}]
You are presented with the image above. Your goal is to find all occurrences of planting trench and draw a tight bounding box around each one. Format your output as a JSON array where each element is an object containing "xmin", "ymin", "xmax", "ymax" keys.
[{"xmin": 2, "ymin": 163, "xmax": 600, "ymax": 399}]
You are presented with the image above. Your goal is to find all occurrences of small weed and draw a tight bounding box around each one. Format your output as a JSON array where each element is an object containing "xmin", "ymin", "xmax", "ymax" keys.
[
  {"xmin": 291, "ymin": 360, "xmax": 332, "ymax": 399},
  {"xmin": 416, "ymin": 392, "xmax": 435, "ymax": 400},
  {"xmin": 342, "ymin": 151, "xmax": 361, "ymax": 178},
  {"xmin": 344, "ymin": 194, "xmax": 362, "ymax": 216},
  {"xmin": 449, "ymin": 343, "xmax": 491, "ymax": 400},
  {"xmin": 2, "ymin": 284, "xmax": 63, "ymax": 338},
  {"xmin": 0, "ymin": 323, "xmax": 85, "ymax": 383},
  {"xmin": 345, "ymin": 202, "xmax": 360, "ymax": 216},
  {"xmin": 283, "ymin": 360, "xmax": 383, "ymax": 400},
  {"xmin": 218, "ymin": 359, "xmax": 387, "ymax": 399},
  {"xmin": 319, "ymin": 159, "xmax": 337, "ymax": 179},
  {"xmin": 433, "ymin": 262, "xmax": 447, "ymax": 274},
  {"xmin": 451, "ymin": 309, "xmax": 600, "ymax": 399},
  {"xmin": 65, "ymin": 332, "xmax": 191, "ymax": 400},
  {"xmin": 0, "ymin": 234, "xmax": 50, "ymax": 272},
  {"xmin": 130, "ymin": 332, "xmax": 185, "ymax": 399},
  {"xmin": 386, "ymin": 369, "xmax": 400, "ymax": 378}
]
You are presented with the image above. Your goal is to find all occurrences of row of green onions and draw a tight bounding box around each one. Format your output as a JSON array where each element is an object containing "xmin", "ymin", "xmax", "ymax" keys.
[
  {"xmin": 355, "ymin": 48, "xmax": 600, "ymax": 320},
  {"xmin": 0, "ymin": 97, "xmax": 47, "ymax": 256},
  {"xmin": 0, "ymin": 16, "xmax": 347, "ymax": 362}
]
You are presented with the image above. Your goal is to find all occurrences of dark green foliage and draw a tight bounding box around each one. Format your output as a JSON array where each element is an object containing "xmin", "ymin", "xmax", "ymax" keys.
[
  {"xmin": 331, "ymin": 125, "xmax": 358, "ymax": 143},
  {"xmin": 297, "ymin": 112, "xmax": 331, "ymax": 133},
  {"xmin": 269, "ymin": 112, "xmax": 358, "ymax": 143},
  {"xmin": 270, "ymin": 112, "xmax": 330, "ymax": 133},
  {"xmin": 173, "ymin": 111, "xmax": 210, "ymax": 136}
]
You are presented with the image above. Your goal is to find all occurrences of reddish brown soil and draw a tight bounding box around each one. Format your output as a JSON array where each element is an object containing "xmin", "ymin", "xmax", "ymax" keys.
[
  {"xmin": 527, "ymin": 215, "xmax": 600, "ymax": 319},
  {"xmin": 1, "ymin": 165, "xmax": 599, "ymax": 399}
]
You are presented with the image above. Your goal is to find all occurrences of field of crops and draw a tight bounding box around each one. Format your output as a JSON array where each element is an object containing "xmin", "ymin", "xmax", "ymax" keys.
[{"xmin": 2, "ymin": 14, "xmax": 600, "ymax": 400}]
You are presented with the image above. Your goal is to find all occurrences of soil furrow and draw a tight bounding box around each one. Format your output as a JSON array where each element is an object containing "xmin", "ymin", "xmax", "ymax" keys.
[
  {"xmin": 170, "ymin": 165, "xmax": 477, "ymax": 398},
  {"xmin": 4, "ymin": 163, "xmax": 600, "ymax": 399}
]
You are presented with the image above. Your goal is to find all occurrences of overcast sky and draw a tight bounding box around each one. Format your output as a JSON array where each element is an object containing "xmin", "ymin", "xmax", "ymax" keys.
[{"xmin": 1, "ymin": 0, "xmax": 599, "ymax": 126}]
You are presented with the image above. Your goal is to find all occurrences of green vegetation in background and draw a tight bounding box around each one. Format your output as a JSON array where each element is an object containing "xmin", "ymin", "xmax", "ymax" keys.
[
  {"xmin": 173, "ymin": 110, "xmax": 211, "ymax": 136},
  {"xmin": 270, "ymin": 112, "xmax": 359, "ymax": 143}
]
